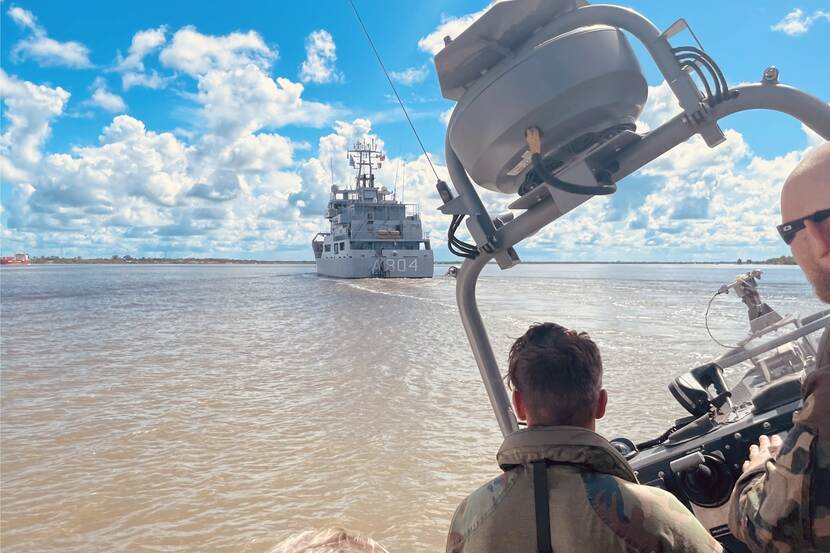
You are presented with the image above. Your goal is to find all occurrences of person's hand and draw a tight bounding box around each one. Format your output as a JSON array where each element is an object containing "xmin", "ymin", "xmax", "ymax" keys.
[{"xmin": 742, "ymin": 434, "xmax": 782, "ymax": 473}]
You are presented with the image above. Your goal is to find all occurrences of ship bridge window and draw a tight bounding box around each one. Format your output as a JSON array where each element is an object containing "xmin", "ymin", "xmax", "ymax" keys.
[{"xmin": 324, "ymin": 245, "xmax": 331, "ymax": 252}]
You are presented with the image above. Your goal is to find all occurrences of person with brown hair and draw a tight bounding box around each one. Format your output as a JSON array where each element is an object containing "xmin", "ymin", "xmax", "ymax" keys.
[{"xmin": 446, "ymin": 322, "xmax": 722, "ymax": 553}]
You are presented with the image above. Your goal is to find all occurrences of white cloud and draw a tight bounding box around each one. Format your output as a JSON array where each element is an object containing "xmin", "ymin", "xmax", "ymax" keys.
[
  {"xmin": 195, "ymin": 66, "xmax": 334, "ymax": 137},
  {"xmin": 299, "ymin": 30, "xmax": 342, "ymax": 84},
  {"xmin": 7, "ymin": 5, "xmax": 36, "ymax": 29},
  {"xmin": 390, "ymin": 65, "xmax": 429, "ymax": 86},
  {"xmin": 771, "ymin": 8, "xmax": 830, "ymax": 36},
  {"xmin": 117, "ymin": 27, "xmax": 167, "ymax": 70},
  {"xmin": 13, "ymin": 36, "xmax": 92, "ymax": 68},
  {"xmin": 0, "ymin": 69, "xmax": 71, "ymax": 238},
  {"xmin": 0, "ymin": 68, "xmax": 330, "ymax": 258},
  {"xmin": 637, "ymin": 82, "xmax": 681, "ymax": 132},
  {"xmin": 158, "ymin": 28, "xmax": 336, "ymax": 138},
  {"xmin": 418, "ymin": 2, "xmax": 504, "ymax": 55},
  {"xmin": 3, "ymin": 105, "xmax": 308, "ymax": 255},
  {"xmin": 89, "ymin": 78, "xmax": 127, "ymax": 112},
  {"xmin": 114, "ymin": 26, "xmax": 169, "ymax": 90},
  {"xmin": 7, "ymin": 4, "xmax": 92, "ymax": 68},
  {"xmin": 159, "ymin": 26, "xmax": 275, "ymax": 76},
  {"xmin": 45, "ymin": 115, "xmax": 193, "ymax": 208},
  {"xmin": 0, "ymin": 68, "xmax": 70, "ymax": 180},
  {"xmin": 121, "ymin": 71, "xmax": 168, "ymax": 90},
  {"xmin": 440, "ymin": 107, "xmax": 453, "ymax": 126}
]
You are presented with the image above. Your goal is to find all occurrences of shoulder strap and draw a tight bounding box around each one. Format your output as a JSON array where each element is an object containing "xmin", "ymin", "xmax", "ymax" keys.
[{"xmin": 532, "ymin": 461, "xmax": 553, "ymax": 553}]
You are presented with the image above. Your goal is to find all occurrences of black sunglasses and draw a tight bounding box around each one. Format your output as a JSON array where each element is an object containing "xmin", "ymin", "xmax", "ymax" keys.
[{"xmin": 777, "ymin": 208, "xmax": 830, "ymax": 245}]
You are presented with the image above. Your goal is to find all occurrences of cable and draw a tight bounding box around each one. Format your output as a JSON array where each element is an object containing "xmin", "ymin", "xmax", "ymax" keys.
[
  {"xmin": 675, "ymin": 53, "xmax": 722, "ymax": 102},
  {"xmin": 447, "ymin": 214, "xmax": 478, "ymax": 259},
  {"xmin": 636, "ymin": 423, "xmax": 681, "ymax": 450},
  {"xmin": 530, "ymin": 153, "xmax": 617, "ymax": 196},
  {"xmin": 673, "ymin": 46, "xmax": 730, "ymax": 99},
  {"xmin": 704, "ymin": 291, "xmax": 741, "ymax": 349},
  {"xmin": 448, "ymin": 215, "xmax": 478, "ymax": 258},
  {"xmin": 677, "ymin": 57, "xmax": 716, "ymax": 102},
  {"xmin": 348, "ymin": 0, "xmax": 440, "ymax": 182},
  {"xmin": 674, "ymin": 46, "xmax": 727, "ymax": 90},
  {"xmin": 522, "ymin": 126, "xmax": 617, "ymax": 196},
  {"xmin": 448, "ymin": 240, "xmax": 476, "ymax": 259},
  {"xmin": 350, "ymin": 0, "xmax": 469, "ymax": 259},
  {"xmin": 678, "ymin": 60, "xmax": 713, "ymax": 102}
]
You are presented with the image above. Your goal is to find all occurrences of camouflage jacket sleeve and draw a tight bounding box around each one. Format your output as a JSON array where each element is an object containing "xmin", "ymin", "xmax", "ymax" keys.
[{"xmin": 727, "ymin": 370, "xmax": 830, "ymax": 553}]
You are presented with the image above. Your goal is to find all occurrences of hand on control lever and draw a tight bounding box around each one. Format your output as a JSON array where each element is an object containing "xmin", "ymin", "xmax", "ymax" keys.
[{"xmin": 742, "ymin": 434, "xmax": 782, "ymax": 473}]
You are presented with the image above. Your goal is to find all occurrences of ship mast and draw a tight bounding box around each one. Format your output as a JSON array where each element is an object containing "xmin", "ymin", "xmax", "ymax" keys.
[{"xmin": 347, "ymin": 139, "xmax": 385, "ymax": 188}]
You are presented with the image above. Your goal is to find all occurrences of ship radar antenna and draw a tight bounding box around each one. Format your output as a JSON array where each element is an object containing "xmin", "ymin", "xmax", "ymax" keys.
[{"xmin": 347, "ymin": 139, "xmax": 385, "ymax": 188}]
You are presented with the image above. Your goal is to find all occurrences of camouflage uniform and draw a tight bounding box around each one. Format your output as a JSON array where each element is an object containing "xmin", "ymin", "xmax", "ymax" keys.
[
  {"xmin": 447, "ymin": 426, "xmax": 722, "ymax": 553},
  {"xmin": 728, "ymin": 326, "xmax": 830, "ymax": 553}
]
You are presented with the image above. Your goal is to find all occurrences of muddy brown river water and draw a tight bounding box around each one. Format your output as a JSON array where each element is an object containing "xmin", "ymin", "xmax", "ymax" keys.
[{"xmin": 0, "ymin": 263, "xmax": 822, "ymax": 552}]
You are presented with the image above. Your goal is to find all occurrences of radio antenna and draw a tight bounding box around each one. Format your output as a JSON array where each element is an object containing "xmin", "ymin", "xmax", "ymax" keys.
[{"xmin": 348, "ymin": 0, "xmax": 440, "ymax": 181}]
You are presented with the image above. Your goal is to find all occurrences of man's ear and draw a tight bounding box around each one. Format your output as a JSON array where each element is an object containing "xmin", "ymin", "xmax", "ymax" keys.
[
  {"xmin": 805, "ymin": 219, "xmax": 830, "ymax": 271},
  {"xmin": 513, "ymin": 389, "xmax": 527, "ymax": 422},
  {"xmin": 595, "ymin": 389, "xmax": 608, "ymax": 420}
]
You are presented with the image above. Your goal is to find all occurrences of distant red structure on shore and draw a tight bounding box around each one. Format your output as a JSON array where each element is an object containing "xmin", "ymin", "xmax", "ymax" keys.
[{"xmin": 0, "ymin": 253, "xmax": 30, "ymax": 265}]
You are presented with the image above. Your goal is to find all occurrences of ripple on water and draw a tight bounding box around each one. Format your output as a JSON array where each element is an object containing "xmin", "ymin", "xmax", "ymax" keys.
[{"xmin": 0, "ymin": 264, "xmax": 821, "ymax": 552}]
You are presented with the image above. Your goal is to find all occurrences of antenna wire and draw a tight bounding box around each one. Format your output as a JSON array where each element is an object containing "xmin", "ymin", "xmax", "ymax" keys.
[{"xmin": 348, "ymin": 0, "xmax": 441, "ymax": 181}]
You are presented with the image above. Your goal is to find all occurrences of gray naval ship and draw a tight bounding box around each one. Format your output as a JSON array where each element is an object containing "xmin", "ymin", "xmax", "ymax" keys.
[{"xmin": 312, "ymin": 140, "xmax": 433, "ymax": 278}]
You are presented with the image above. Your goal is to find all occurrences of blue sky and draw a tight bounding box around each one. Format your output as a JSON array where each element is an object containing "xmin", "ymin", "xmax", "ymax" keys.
[{"xmin": 1, "ymin": 1, "xmax": 828, "ymax": 261}]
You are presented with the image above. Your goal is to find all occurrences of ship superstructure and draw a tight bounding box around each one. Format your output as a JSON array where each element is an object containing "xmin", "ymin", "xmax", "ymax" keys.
[{"xmin": 312, "ymin": 140, "xmax": 433, "ymax": 278}]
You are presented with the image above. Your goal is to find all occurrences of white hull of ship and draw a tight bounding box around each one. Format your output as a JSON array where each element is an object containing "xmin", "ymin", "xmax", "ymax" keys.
[{"xmin": 316, "ymin": 250, "xmax": 433, "ymax": 278}]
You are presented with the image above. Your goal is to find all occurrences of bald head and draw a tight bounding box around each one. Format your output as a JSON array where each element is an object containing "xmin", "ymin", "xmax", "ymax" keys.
[
  {"xmin": 781, "ymin": 141, "xmax": 830, "ymax": 222},
  {"xmin": 780, "ymin": 141, "xmax": 830, "ymax": 303}
]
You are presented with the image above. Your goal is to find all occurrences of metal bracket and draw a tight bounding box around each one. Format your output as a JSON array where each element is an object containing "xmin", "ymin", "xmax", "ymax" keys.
[
  {"xmin": 438, "ymin": 191, "xmax": 476, "ymax": 216},
  {"xmin": 660, "ymin": 18, "xmax": 705, "ymax": 51},
  {"xmin": 680, "ymin": 99, "xmax": 726, "ymax": 147},
  {"xmin": 656, "ymin": 18, "xmax": 726, "ymax": 147}
]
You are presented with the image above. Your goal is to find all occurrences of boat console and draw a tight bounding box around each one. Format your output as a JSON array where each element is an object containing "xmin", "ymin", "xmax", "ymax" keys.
[
  {"xmin": 609, "ymin": 273, "xmax": 827, "ymax": 550},
  {"xmin": 431, "ymin": 1, "xmax": 830, "ymax": 550}
]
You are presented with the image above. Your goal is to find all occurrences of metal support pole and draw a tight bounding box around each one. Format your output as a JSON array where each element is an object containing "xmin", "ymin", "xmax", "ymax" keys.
[
  {"xmin": 613, "ymin": 83, "xmax": 830, "ymax": 180},
  {"xmin": 456, "ymin": 255, "xmax": 520, "ymax": 436},
  {"xmin": 445, "ymin": 135, "xmax": 498, "ymax": 248}
]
